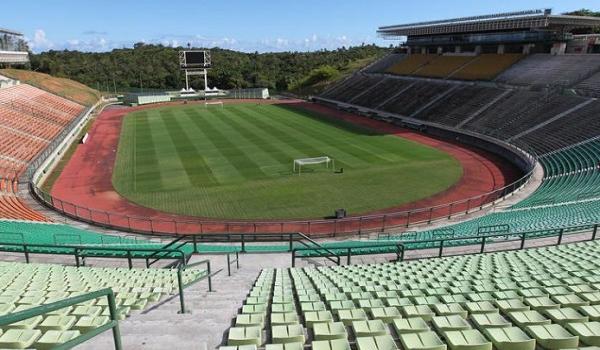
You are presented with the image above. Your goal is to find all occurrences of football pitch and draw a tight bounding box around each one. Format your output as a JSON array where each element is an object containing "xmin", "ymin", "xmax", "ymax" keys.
[{"xmin": 112, "ymin": 103, "xmax": 462, "ymax": 219}]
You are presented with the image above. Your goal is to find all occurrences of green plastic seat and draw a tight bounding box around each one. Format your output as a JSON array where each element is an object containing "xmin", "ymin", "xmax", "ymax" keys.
[
  {"xmin": 313, "ymin": 322, "xmax": 347, "ymax": 341},
  {"xmin": 34, "ymin": 330, "xmax": 80, "ymax": 350},
  {"xmin": 0, "ymin": 329, "xmax": 41, "ymax": 349},
  {"xmin": 393, "ymin": 317, "xmax": 430, "ymax": 334},
  {"xmin": 337, "ymin": 309, "xmax": 367, "ymax": 326},
  {"xmin": 524, "ymin": 296, "xmax": 560, "ymax": 311},
  {"xmin": 507, "ymin": 311, "xmax": 551, "ymax": 327},
  {"xmin": 464, "ymin": 302, "xmax": 498, "ymax": 314},
  {"xmin": 271, "ymin": 325, "xmax": 305, "ymax": 344},
  {"xmin": 236, "ymin": 314, "xmax": 265, "ymax": 328},
  {"xmin": 265, "ymin": 343, "xmax": 304, "ymax": 350},
  {"xmin": 356, "ymin": 335, "xmax": 398, "ymax": 350},
  {"xmin": 73, "ymin": 315, "xmax": 110, "ymax": 333},
  {"xmin": 401, "ymin": 305, "xmax": 434, "ymax": 321},
  {"xmin": 525, "ymin": 324, "xmax": 578, "ymax": 350},
  {"xmin": 329, "ymin": 301, "xmax": 357, "ymax": 314},
  {"xmin": 580, "ymin": 306, "xmax": 600, "ymax": 322},
  {"xmin": 554, "ymin": 295, "xmax": 591, "ymax": 308},
  {"xmin": 271, "ymin": 313, "xmax": 299, "ymax": 326},
  {"xmin": 227, "ymin": 326, "xmax": 263, "ymax": 346},
  {"xmin": 385, "ymin": 297, "xmax": 413, "ymax": 308},
  {"xmin": 242, "ymin": 304, "xmax": 268, "ymax": 316},
  {"xmin": 370, "ymin": 307, "xmax": 402, "ymax": 324},
  {"xmin": 304, "ymin": 311, "xmax": 333, "ymax": 328},
  {"xmin": 272, "ymin": 303, "xmax": 295, "ymax": 314},
  {"xmin": 579, "ymin": 292, "xmax": 600, "ymax": 306},
  {"xmin": 470, "ymin": 313, "xmax": 511, "ymax": 329},
  {"xmin": 219, "ymin": 345, "xmax": 257, "ymax": 350},
  {"xmin": 545, "ymin": 308, "xmax": 589, "ymax": 325},
  {"xmin": 311, "ymin": 339, "xmax": 351, "ymax": 350},
  {"xmin": 432, "ymin": 315, "xmax": 471, "ymax": 332},
  {"xmin": 38, "ymin": 315, "xmax": 77, "ymax": 332},
  {"xmin": 399, "ymin": 331, "xmax": 447, "ymax": 350},
  {"xmin": 433, "ymin": 304, "xmax": 468, "ymax": 318},
  {"xmin": 358, "ymin": 299, "xmax": 386, "ymax": 312},
  {"xmin": 496, "ymin": 299, "xmax": 530, "ymax": 312},
  {"xmin": 444, "ymin": 329, "xmax": 492, "ymax": 350},
  {"xmin": 566, "ymin": 322, "xmax": 600, "ymax": 346},
  {"xmin": 483, "ymin": 327, "xmax": 535, "ymax": 350},
  {"xmin": 352, "ymin": 320, "xmax": 389, "ymax": 337}
]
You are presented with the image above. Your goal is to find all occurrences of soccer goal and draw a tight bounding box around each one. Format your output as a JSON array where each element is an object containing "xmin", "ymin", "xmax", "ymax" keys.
[
  {"xmin": 293, "ymin": 156, "xmax": 334, "ymax": 175},
  {"xmin": 204, "ymin": 101, "xmax": 224, "ymax": 108}
]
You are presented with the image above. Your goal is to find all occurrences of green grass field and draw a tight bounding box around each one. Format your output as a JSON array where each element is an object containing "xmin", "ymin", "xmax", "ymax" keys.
[{"xmin": 112, "ymin": 103, "xmax": 462, "ymax": 219}]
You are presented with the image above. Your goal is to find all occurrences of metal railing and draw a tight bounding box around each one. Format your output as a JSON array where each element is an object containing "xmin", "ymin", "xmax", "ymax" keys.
[
  {"xmin": 0, "ymin": 288, "xmax": 122, "ymax": 350},
  {"xmin": 292, "ymin": 241, "xmax": 405, "ymax": 267},
  {"xmin": 29, "ymin": 167, "xmax": 533, "ymax": 237},
  {"xmin": 0, "ymin": 241, "xmax": 212, "ymax": 314}
]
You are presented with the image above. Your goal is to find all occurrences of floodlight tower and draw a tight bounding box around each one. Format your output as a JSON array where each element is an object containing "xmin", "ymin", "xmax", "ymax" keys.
[{"xmin": 178, "ymin": 48, "xmax": 211, "ymax": 92}]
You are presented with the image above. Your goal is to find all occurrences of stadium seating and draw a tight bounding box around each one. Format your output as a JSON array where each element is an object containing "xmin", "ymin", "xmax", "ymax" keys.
[
  {"xmin": 350, "ymin": 78, "xmax": 415, "ymax": 109},
  {"xmin": 462, "ymin": 92, "xmax": 587, "ymax": 140},
  {"xmin": 576, "ymin": 71, "xmax": 600, "ymax": 98},
  {"xmin": 222, "ymin": 240, "xmax": 600, "ymax": 349},
  {"xmin": 0, "ymin": 83, "xmax": 87, "ymax": 222},
  {"xmin": 380, "ymin": 81, "xmax": 453, "ymax": 117},
  {"xmin": 386, "ymin": 55, "xmax": 437, "ymax": 76},
  {"xmin": 414, "ymin": 86, "xmax": 507, "ymax": 126},
  {"xmin": 495, "ymin": 54, "xmax": 600, "ymax": 87},
  {"xmin": 0, "ymin": 261, "xmax": 206, "ymax": 348},
  {"xmin": 450, "ymin": 54, "xmax": 524, "ymax": 81},
  {"xmin": 415, "ymin": 55, "xmax": 476, "ymax": 79},
  {"xmin": 518, "ymin": 100, "xmax": 600, "ymax": 154},
  {"xmin": 321, "ymin": 75, "xmax": 384, "ymax": 103},
  {"xmin": 364, "ymin": 54, "xmax": 407, "ymax": 74}
]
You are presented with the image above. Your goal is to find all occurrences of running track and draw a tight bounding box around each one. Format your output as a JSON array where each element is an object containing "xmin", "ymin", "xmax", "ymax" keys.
[{"xmin": 50, "ymin": 101, "xmax": 520, "ymax": 236}]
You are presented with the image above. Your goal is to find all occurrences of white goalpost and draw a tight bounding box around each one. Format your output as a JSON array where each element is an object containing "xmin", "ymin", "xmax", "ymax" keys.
[
  {"xmin": 293, "ymin": 156, "xmax": 335, "ymax": 175},
  {"xmin": 204, "ymin": 101, "xmax": 224, "ymax": 108}
]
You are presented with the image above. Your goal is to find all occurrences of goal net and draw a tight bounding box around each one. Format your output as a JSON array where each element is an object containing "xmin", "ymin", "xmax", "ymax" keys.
[
  {"xmin": 204, "ymin": 101, "xmax": 224, "ymax": 108},
  {"xmin": 293, "ymin": 156, "xmax": 334, "ymax": 175}
]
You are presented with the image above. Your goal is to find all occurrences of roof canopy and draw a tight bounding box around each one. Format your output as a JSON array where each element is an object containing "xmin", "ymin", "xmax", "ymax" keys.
[{"xmin": 378, "ymin": 9, "xmax": 600, "ymax": 38}]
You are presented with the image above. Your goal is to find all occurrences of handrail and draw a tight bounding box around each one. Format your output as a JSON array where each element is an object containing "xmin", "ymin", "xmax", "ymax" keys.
[
  {"xmin": 0, "ymin": 241, "xmax": 188, "ymax": 269},
  {"xmin": 296, "ymin": 232, "xmax": 343, "ymax": 265},
  {"xmin": 292, "ymin": 241, "xmax": 404, "ymax": 267},
  {"xmin": 177, "ymin": 259, "xmax": 213, "ymax": 314},
  {"xmin": 0, "ymin": 288, "xmax": 122, "ymax": 350}
]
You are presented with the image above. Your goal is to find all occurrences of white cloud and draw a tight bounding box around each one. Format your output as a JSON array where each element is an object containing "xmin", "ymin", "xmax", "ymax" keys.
[
  {"xmin": 28, "ymin": 29, "xmax": 54, "ymax": 51},
  {"xmin": 28, "ymin": 30, "xmax": 384, "ymax": 53}
]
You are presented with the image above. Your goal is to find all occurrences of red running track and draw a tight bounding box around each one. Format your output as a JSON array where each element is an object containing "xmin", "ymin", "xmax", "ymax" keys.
[{"xmin": 50, "ymin": 101, "xmax": 520, "ymax": 236}]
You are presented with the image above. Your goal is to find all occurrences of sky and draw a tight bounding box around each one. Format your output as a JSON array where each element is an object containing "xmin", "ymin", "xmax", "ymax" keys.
[{"xmin": 1, "ymin": 0, "xmax": 598, "ymax": 53}]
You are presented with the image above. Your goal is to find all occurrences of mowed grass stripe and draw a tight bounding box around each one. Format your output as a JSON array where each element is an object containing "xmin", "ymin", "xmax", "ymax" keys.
[
  {"xmin": 214, "ymin": 107, "xmax": 314, "ymax": 173},
  {"xmin": 174, "ymin": 110, "xmax": 245, "ymax": 184},
  {"xmin": 205, "ymin": 108, "xmax": 285, "ymax": 176},
  {"xmin": 157, "ymin": 110, "xmax": 218, "ymax": 188},
  {"xmin": 133, "ymin": 112, "xmax": 163, "ymax": 190},
  {"xmin": 147, "ymin": 110, "xmax": 193, "ymax": 190},
  {"xmin": 113, "ymin": 103, "xmax": 463, "ymax": 219},
  {"xmin": 265, "ymin": 105, "xmax": 403, "ymax": 164},
  {"xmin": 183, "ymin": 108, "xmax": 267, "ymax": 180},
  {"xmin": 229, "ymin": 106, "xmax": 362, "ymax": 169},
  {"xmin": 239, "ymin": 105, "xmax": 380, "ymax": 168}
]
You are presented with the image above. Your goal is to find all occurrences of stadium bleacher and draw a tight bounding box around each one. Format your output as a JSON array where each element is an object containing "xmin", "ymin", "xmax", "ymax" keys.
[
  {"xmin": 495, "ymin": 54, "xmax": 600, "ymax": 87},
  {"xmin": 222, "ymin": 240, "xmax": 600, "ymax": 349},
  {"xmin": 0, "ymin": 83, "xmax": 86, "ymax": 222},
  {"xmin": 414, "ymin": 55, "xmax": 476, "ymax": 79},
  {"xmin": 380, "ymin": 81, "xmax": 453, "ymax": 117},
  {"xmin": 575, "ymin": 71, "xmax": 600, "ymax": 98},
  {"xmin": 450, "ymin": 54, "xmax": 524, "ymax": 81},
  {"xmin": 386, "ymin": 55, "xmax": 437, "ymax": 76},
  {"xmin": 0, "ymin": 261, "xmax": 205, "ymax": 349},
  {"xmin": 363, "ymin": 54, "xmax": 407, "ymax": 74}
]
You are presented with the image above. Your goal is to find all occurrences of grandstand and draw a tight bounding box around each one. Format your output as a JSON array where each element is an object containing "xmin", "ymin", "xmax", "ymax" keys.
[
  {"xmin": 0, "ymin": 28, "xmax": 28, "ymax": 64},
  {"xmin": 1, "ymin": 8, "xmax": 600, "ymax": 350}
]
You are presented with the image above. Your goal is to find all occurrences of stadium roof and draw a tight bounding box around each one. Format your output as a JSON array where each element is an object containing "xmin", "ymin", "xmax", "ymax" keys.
[
  {"xmin": 378, "ymin": 9, "xmax": 600, "ymax": 38},
  {"xmin": 0, "ymin": 27, "xmax": 23, "ymax": 36}
]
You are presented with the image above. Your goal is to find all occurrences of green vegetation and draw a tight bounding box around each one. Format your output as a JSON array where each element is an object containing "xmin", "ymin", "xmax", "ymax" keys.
[
  {"xmin": 0, "ymin": 68, "xmax": 101, "ymax": 106},
  {"xmin": 112, "ymin": 103, "xmax": 462, "ymax": 219},
  {"xmin": 28, "ymin": 44, "xmax": 389, "ymax": 94}
]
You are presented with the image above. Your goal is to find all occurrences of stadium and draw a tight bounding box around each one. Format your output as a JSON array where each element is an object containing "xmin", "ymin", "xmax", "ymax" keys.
[{"xmin": 1, "ymin": 4, "xmax": 600, "ymax": 349}]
